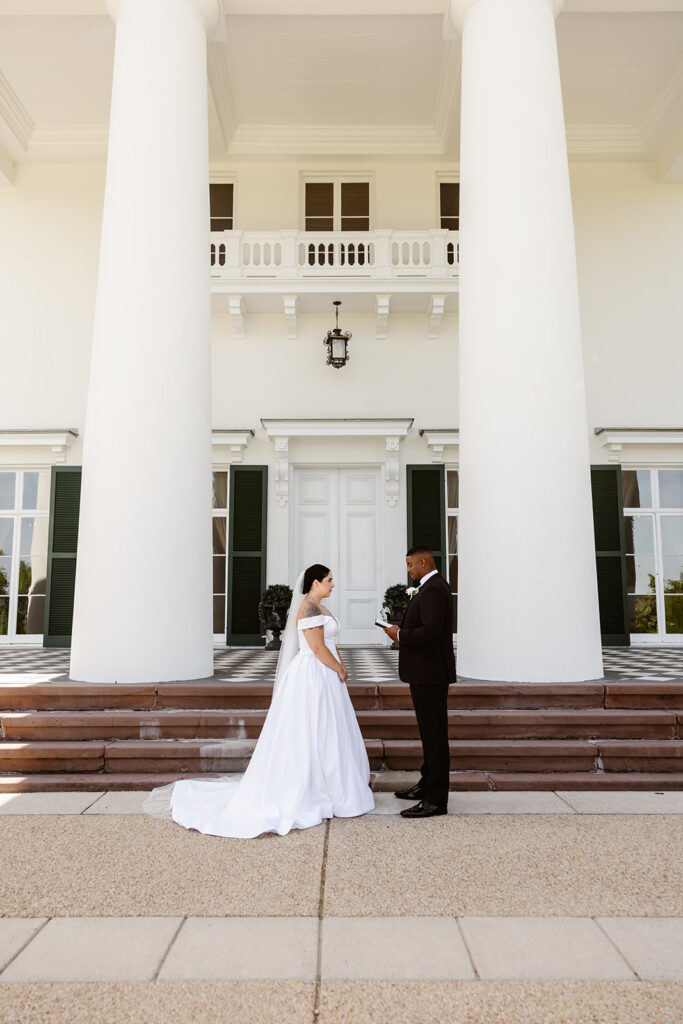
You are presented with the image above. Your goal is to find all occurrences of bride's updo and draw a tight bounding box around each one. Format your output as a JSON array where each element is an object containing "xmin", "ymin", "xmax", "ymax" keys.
[{"xmin": 302, "ymin": 564, "xmax": 330, "ymax": 594}]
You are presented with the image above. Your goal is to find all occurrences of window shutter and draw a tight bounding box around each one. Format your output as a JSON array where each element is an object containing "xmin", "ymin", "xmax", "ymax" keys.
[
  {"xmin": 591, "ymin": 465, "xmax": 629, "ymax": 646},
  {"xmin": 407, "ymin": 465, "xmax": 446, "ymax": 574},
  {"xmin": 227, "ymin": 466, "xmax": 267, "ymax": 646},
  {"xmin": 44, "ymin": 466, "xmax": 81, "ymax": 648}
]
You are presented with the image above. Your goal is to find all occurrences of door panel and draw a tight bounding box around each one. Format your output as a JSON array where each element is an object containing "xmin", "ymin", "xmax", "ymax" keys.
[{"xmin": 293, "ymin": 467, "xmax": 382, "ymax": 644}]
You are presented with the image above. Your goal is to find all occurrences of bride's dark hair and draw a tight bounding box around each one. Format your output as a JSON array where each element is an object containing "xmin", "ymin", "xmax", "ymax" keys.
[{"xmin": 302, "ymin": 564, "xmax": 330, "ymax": 594}]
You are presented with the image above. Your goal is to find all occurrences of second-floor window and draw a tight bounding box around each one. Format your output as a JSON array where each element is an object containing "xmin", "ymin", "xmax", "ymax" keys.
[
  {"xmin": 440, "ymin": 181, "xmax": 459, "ymax": 266},
  {"xmin": 210, "ymin": 183, "xmax": 234, "ymax": 232},
  {"xmin": 304, "ymin": 180, "xmax": 370, "ymax": 232}
]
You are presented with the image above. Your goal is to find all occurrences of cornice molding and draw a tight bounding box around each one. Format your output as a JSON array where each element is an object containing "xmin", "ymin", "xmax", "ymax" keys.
[
  {"xmin": 261, "ymin": 418, "xmax": 414, "ymax": 438},
  {"xmin": 207, "ymin": 42, "xmax": 237, "ymax": 151},
  {"xmin": 595, "ymin": 428, "xmax": 683, "ymax": 463},
  {"xmin": 565, "ymin": 123, "xmax": 644, "ymax": 157},
  {"xmin": 0, "ymin": 428, "xmax": 78, "ymax": 465},
  {"xmin": 227, "ymin": 124, "xmax": 444, "ymax": 156},
  {"xmin": 0, "ymin": 69, "xmax": 34, "ymax": 154}
]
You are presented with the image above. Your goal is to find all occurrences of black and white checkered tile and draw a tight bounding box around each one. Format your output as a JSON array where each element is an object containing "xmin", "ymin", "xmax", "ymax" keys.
[{"xmin": 0, "ymin": 643, "xmax": 681, "ymax": 682}]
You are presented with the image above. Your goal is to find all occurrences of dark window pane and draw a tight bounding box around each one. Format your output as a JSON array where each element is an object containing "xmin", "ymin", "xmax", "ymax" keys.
[
  {"xmin": 665, "ymin": 595, "xmax": 683, "ymax": 633},
  {"xmin": 213, "ymin": 555, "xmax": 226, "ymax": 593},
  {"xmin": 447, "ymin": 471, "xmax": 459, "ymax": 508},
  {"xmin": 16, "ymin": 595, "xmax": 46, "ymax": 635},
  {"xmin": 440, "ymin": 182, "xmax": 460, "ymax": 218},
  {"xmin": 448, "ymin": 554, "xmax": 458, "ymax": 593},
  {"xmin": 0, "ymin": 596, "xmax": 8, "ymax": 635},
  {"xmin": 625, "ymin": 554, "xmax": 656, "ymax": 595},
  {"xmin": 305, "ymin": 182, "xmax": 333, "ymax": 218},
  {"xmin": 341, "ymin": 182, "xmax": 369, "ymax": 217},
  {"xmin": 0, "ymin": 519, "xmax": 14, "ymax": 557},
  {"xmin": 211, "ymin": 217, "xmax": 233, "ymax": 232},
  {"xmin": 213, "ymin": 595, "xmax": 225, "ymax": 634},
  {"xmin": 212, "ymin": 472, "xmax": 228, "ymax": 509},
  {"xmin": 442, "ymin": 217, "xmax": 459, "ymax": 231},
  {"xmin": 628, "ymin": 595, "xmax": 658, "ymax": 633},
  {"xmin": 0, "ymin": 557, "xmax": 10, "ymax": 595},
  {"xmin": 341, "ymin": 217, "xmax": 370, "ymax": 232},
  {"xmin": 210, "ymin": 183, "xmax": 233, "ymax": 218},
  {"xmin": 659, "ymin": 471, "xmax": 683, "ymax": 509},
  {"xmin": 0, "ymin": 473, "xmax": 16, "ymax": 510},
  {"xmin": 212, "ymin": 517, "xmax": 227, "ymax": 556},
  {"xmin": 305, "ymin": 217, "xmax": 334, "ymax": 232},
  {"xmin": 447, "ymin": 515, "xmax": 458, "ymax": 554},
  {"xmin": 622, "ymin": 470, "xmax": 651, "ymax": 509}
]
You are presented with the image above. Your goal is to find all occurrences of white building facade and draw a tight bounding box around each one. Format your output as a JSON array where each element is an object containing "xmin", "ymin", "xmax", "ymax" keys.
[{"xmin": 1, "ymin": 0, "xmax": 683, "ymax": 682}]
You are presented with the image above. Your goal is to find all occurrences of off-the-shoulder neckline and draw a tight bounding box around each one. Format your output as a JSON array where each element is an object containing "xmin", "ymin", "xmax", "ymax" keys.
[{"xmin": 296, "ymin": 610, "xmax": 338, "ymax": 627}]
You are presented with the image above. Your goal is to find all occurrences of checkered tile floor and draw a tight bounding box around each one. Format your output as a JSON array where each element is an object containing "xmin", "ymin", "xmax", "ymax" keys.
[{"xmin": 0, "ymin": 643, "xmax": 682, "ymax": 682}]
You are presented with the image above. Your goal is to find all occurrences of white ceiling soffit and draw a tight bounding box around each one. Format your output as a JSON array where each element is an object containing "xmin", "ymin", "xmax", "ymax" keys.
[{"xmin": 0, "ymin": 3, "xmax": 683, "ymax": 177}]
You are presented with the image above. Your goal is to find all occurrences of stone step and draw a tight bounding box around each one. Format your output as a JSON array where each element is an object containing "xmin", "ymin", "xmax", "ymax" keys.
[
  {"xmin": 1, "ymin": 708, "xmax": 679, "ymax": 742},
  {"xmin": 1, "ymin": 769, "xmax": 682, "ymax": 794},
  {"xmin": 2, "ymin": 737, "xmax": 683, "ymax": 775}
]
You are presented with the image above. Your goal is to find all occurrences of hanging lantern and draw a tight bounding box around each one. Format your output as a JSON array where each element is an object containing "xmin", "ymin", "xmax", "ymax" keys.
[{"xmin": 323, "ymin": 300, "xmax": 351, "ymax": 369}]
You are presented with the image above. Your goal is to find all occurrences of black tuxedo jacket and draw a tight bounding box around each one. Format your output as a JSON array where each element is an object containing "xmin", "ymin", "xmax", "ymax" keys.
[{"xmin": 398, "ymin": 572, "xmax": 456, "ymax": 686}]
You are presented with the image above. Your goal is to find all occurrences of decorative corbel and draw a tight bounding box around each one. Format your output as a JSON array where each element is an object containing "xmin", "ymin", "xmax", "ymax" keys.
[
  {"xmin": 228, "ymin": 295, "xmax": 245, "ymax": 339},
  {"xmin": 273, "ymin": 436, "xmax": 289, "ymax": 507},
  {"xmin": 375, "ymin": 294, "xmax": 391, "ymax": 340},
  {"xmin": 283, "ymin": 294, "xmax": 298, "ymax": 340},
  {"xmin": 428, "ymin": 293, "xmax": 446, "ymax": 339},
  {"xmin": 385, "ymin": 436, "xmax": 401, "ymax": 507}
]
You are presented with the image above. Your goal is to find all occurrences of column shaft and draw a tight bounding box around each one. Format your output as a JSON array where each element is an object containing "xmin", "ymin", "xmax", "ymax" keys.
[
  {"xmin": 455, "ymin": 0, "xmax": 604, "ymax": 681},
  {"xmin": 70, "ymin": 0, "xmax": 217, "ymax": 682}
]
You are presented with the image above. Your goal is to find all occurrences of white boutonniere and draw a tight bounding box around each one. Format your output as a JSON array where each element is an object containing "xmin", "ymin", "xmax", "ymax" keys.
[{"xmin": 406, "ymin": 587, "xmax": 419, "ymax": 600}]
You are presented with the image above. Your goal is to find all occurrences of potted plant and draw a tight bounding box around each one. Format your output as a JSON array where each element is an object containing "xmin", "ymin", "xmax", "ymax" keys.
[
  {"xmin": 258, "ymin": 583, "xmax": 293, "ymax": 650},
  {"xmin": 382, "ymin": 583, "xmax": 411, "ymax": 649}
]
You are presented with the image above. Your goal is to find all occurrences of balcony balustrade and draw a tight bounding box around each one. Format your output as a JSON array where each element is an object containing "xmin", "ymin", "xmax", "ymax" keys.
[{"xmin": 210, "ymin": 229, "xmax": 459, "ymax": 280}]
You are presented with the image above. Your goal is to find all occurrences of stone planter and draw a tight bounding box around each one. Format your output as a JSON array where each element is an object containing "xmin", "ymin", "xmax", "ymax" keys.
[{"xmin": 260, "ymin": 603, "xmax": 290, "ymax": 650}]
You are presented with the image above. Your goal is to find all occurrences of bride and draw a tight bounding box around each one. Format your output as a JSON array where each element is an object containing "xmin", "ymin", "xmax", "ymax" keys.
[{"xmin": 143, "ymin": 564, "xmax": 375, "ymax": 837}]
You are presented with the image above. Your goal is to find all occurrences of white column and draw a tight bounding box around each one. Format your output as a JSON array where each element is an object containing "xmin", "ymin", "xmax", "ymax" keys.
[
  {"xmin": 70, "ymin": 0, "xmax": 219, "ymax": 683},
  {"xmin": 451, "ymin": 0, "xmax": 603, "ymax": 682}
]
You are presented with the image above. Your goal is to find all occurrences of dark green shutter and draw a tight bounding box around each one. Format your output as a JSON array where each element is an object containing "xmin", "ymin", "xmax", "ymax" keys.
[
  {"xmin": 44, "ymin": 466, "xmax": 81, "ymax": 647},
  {"xmin": 406, "ymin": 465, "xmax": 446, "ymax": 574},
  {"xmin": 591, "ymin": 465, "xmax": 629, "ymax": 646},
  {"xmin": 227, "ymin": 466, "xmax": 267, "ymax": 646}
]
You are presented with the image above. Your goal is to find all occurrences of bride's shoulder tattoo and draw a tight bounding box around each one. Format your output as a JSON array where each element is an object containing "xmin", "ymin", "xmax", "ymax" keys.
[{"xmin": 303, "ymin": 601, "xmax": 322, "ymax": 617}]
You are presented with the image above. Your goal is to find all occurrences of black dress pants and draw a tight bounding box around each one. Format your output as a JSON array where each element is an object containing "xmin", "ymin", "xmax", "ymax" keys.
[{"xmin": 409, "ymin": 681, "xmax": 450, "ymax": 808}]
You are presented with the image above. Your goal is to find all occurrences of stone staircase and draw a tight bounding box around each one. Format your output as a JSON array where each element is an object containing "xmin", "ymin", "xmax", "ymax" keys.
[{"xmin": 1, "ymin": 678, "xmax": 682, "ymax": 792}]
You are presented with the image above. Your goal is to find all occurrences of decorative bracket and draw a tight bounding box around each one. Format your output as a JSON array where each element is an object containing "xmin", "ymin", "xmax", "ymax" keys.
[
  {"xmin": 212, "ymin": 429, "xmax": 254, "ymax": 464},
  {"xmin": 273, "ymin": 436, "xmax": 289, "ymax": 507},
  {"xmin": 375, "ymin": 294, "xmax": 391, "ymax": 340},
  {"xmin": 419, "ymin": 429, "xmax": 460, "ymax": 464},
  {"xmin": 0, "ymin": 429, "xmax": 78, "ymax": 466},
  {"xmin": 228, "ymin": 295, "xmax": 245, "ymax": 339},
  {"xmin": 385, "ymin": 436, "xmax": 401, "ymax": 507},
  {"xmin": 595, "ymin": 428, "xmax": 683, "ymax": 465},
  {"xmin": 283, "ymin": 294, "xmax": 298, "ymax": 340},
  {"xmin": 428, "ymin": 293, "xmax": 446, "ymax": 339}
]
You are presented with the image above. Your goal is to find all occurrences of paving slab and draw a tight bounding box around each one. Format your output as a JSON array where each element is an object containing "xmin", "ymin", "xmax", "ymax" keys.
[
  {"xmin": 318, "ymin": 980, "xmax": 683, "ymax": 1024},
  {"xmin": 0, "ymin": 920, "xmax": 47, "ymax": 973},
  {"xmin": 561, "ymin": 791, "xmax": 683, "ymax": 814},
  {"xmin": 158, "ymin": 918, "xmax": 318, "ymax": 980},
  {"xmin": 321, "ymin": 917, "xmax": 474, "ymax": 980},
  {"xmin": 0, "ymin": 816, "xmax": 325, "ymax": 917},
  {"xmin": 83, "ymin": 791, "xmax": 152, "ymax": 814},
  {"xmin": 459, "ymin": 917, "xmax": 634, "ymax": 980},
  {"xmin": 450, "ymin": 791, "xmax": 573, "ymax": 814},
  {"xmin": 0, "ymin": 792, "xmax": 103, "ymax": 815},
  {"xmin": 0, "ymin": 980, "xmax": 314, "ymax": 1024},
  {"xmin": 323, "ymin": 815, "xmax": 683, "ymax": 917},
  {"xmin": 597, "ymin": 918, "xmax": 683, "ymax": 981},
  {"xmin": 0, "ymin": 917, "xmax": 182, "ymax": 983}
]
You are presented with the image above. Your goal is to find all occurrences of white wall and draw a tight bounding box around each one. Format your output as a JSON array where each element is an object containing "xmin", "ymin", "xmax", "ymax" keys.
[{"xmin": 2, "ymin": 159, "xmax": 683, "ymax": 472}]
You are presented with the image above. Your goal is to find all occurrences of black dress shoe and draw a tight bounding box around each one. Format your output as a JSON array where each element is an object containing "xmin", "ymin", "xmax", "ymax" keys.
[
  {"xmin": 393, "ymin": 783, "xmax": 425, "ymax": 801},
  {"xmin": 400, "ymin": 800, "xmax": 448, "ymax": 818}
]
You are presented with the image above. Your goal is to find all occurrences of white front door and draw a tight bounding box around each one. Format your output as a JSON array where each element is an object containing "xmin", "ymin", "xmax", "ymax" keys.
[{"xmin": 292, "ymin": 467, "xmax": 382, "ymax": 644}]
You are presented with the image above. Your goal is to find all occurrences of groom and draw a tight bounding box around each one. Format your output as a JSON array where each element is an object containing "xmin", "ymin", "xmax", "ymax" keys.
[{"xmin": 383, "ymin": 545, "xmax": 456, "ymax": 818}]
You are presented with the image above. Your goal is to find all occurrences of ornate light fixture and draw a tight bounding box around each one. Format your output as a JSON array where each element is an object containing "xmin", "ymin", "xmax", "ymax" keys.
[{"xmin": 323, "ymin": 300, "xmax": 351, "ymax": 369}]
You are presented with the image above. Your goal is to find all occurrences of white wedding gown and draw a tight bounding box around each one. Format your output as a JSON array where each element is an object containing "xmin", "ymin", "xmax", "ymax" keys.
[{"xmin": 142, "ymin": 614, "xmax": 375, "ymax": 837}]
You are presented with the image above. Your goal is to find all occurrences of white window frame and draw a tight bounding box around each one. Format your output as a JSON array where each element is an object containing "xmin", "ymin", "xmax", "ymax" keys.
[
  {"xmin": 212, "ymin": 467, "xmax": 230, "ymax": 644},
  {"xmin": 299, "ymin": 171, "xmax": 376, "ymax": 232},
  {"xmin": 444, "ymin": 462, "xmax": 459, "ymax": 637},
  {"xmin": 0, "ymin": 468, "xmax": 51, "ymax": 646},
  {"xmin": 436, "ymin": 172, "xmax": 460, "ymax": 230}
]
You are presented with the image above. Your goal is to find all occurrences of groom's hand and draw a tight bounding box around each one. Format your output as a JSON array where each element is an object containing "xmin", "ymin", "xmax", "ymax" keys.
[{"xmin": 384, "ymin": 625, "xmax": 399, "ymax": 642}]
